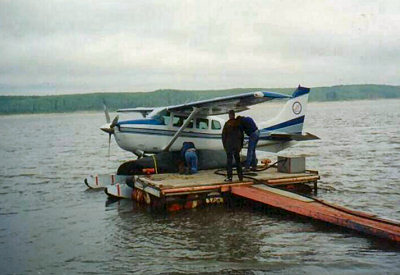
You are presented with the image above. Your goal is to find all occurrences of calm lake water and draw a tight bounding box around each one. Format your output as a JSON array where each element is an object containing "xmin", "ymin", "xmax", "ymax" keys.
[{"xmin": 0, "ymin": 99, "xmax": 400, "ymax": 274}]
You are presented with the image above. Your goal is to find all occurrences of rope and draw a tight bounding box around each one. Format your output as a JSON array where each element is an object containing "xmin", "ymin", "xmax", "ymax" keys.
[{"xmin": 152, "ymin": 155, "xmax": 158, "ymax": 174}]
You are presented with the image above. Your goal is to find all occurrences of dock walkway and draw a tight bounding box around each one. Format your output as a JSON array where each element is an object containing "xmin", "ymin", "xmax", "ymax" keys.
[{"xmin": 232, "ymin": 184, "xmax": 400, "ymax": 242}]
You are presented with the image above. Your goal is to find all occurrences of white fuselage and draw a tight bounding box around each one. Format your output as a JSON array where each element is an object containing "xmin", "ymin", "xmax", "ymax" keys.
[
  {"xmin": 114, "ymin": 115, "xmax": 225, "ymax": 153},
  {"xmin": 113, "ymin": 114, "xmax": 296, "ymax": 154},
  {"xmin": 108, "ymin": 91, "xmax": 309, "ymax": 154}
]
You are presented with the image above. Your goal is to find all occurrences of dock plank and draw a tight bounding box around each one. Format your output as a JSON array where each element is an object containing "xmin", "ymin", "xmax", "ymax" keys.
[{"xmin": 253, "ymin": 184, "xmax": 314, "ymax": 202}]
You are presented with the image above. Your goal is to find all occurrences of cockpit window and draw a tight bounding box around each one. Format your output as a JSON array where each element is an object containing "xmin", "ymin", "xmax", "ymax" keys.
[
  {"xmin": 196, "ymin": 118, "xmax": 209, "ymax": 129},
  {"xmin": 153, "ymin": 109, "xmax": 171, "ymax": 125},
  {"xmin": 173, "ymin": 116, "xmax": 193, "ymax": 128},
  {"xmin": 211, "ymin": 120, "xmax": 221, "ymax": 130},
  {"xmin": 162, "ymin": 113, "xmax": 171, "ymax": 125}
]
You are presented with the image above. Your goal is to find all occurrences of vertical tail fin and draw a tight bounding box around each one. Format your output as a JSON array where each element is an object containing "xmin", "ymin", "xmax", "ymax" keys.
[{"xmin": 260, "ymin": 86, "xmax": 310, "ymax": 134}]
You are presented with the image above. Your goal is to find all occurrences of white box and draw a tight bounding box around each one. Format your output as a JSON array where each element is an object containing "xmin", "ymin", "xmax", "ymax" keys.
[{"xmin": 277, "ymin": 156, "xmax": 306, "ymax": 173}]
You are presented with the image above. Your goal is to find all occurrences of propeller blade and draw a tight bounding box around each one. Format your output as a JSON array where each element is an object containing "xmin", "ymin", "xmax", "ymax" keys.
[
  {"xmin": 108, "ymin": 133, "xmax": 111, "ymax": 158},
  {"xmin": 100, "ymin": 124, "xmax": 114, "ymax": 134},
  {"xmin": 103, "ymin": 104, "xmax": 111, "ymax": 123},
  {"xmin": 110, "ymin": 115, "xmax": 119, "ymax": 128}
]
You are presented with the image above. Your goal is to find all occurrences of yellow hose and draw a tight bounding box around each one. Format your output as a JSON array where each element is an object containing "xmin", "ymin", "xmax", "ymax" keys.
[{"xmin": 152, "ymin": 155, "xmax": 158, "ymax": 174}]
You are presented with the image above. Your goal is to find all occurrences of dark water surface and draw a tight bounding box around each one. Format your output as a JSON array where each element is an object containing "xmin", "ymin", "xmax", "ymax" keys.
[{"xmin": 0, "ymin": 99, "xmax": 400, "ymax": 274}]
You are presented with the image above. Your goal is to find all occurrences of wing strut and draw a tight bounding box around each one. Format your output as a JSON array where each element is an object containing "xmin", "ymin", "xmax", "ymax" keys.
[{"xmin": 162, "ymin": 107, "xmax": 200, "ymax": 152}]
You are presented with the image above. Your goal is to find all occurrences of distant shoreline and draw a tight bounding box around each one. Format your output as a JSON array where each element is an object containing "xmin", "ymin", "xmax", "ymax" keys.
[
  {"xmin": 1, "ymin": 98, "xmax": 400, "ymax": 118},
  {"xmin": 1, "ymin": 84, "xmax": 399, "ymax": 115}
]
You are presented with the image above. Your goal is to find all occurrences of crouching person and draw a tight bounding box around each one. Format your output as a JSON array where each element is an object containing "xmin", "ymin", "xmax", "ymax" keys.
[{"xmin": 180, "ymin": 142, "xmax": 198, "ymax": 174}]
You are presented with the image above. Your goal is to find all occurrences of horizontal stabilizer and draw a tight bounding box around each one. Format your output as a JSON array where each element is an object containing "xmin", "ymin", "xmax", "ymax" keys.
[{"xmin": 269, "ymin": 132, "xmax": 320, "ymax": 141}]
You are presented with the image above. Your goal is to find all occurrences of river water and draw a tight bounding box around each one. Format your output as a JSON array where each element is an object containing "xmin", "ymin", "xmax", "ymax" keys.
[{"xmin": 0, "ymin": 99, "xmax": 399, "ymax": 274}]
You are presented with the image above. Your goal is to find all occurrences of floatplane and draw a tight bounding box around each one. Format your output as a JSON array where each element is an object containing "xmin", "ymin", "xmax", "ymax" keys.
[
  {"xmin": 100, "ymin": 85, "xmax": 318, "ymax": 156},
  {"xmin": 85, "ymin": 85, "xmax": 319, "ymax": 193}
]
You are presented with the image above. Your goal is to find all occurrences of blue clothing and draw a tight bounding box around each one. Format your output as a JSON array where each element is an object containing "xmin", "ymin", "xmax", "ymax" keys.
[
  {"xmin": 185, "ymin": 150, "xmax": 198, "ymax": 174},
  {"xmin": 239, "ymin": 116, "xmax": 259, "ymax": 169},
  {"xmin": 245, "ymin": 129, "xmax": 260, "ymax": 169},
  {"xmin": 240, "ymin": 117, "xmax": 258, "ymax": 136},
  {"xmin": 180, "ymin": 142, "xmax": 195, "ymax": 160}
]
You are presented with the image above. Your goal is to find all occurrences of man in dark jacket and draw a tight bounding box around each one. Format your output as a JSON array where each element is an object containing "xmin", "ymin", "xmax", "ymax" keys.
[
  {"xmin": 238, "ymin": 116, "xmax": 260, "ymax": 171},
  {"xmin": 222, "ymin": 110, "xmax": 243, "ymax": 182}
]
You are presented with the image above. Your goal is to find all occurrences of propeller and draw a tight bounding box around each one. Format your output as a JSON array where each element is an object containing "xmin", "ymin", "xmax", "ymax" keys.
[
  {"xmin": 101, "ymin": 104, "xmax": 119, "ymax": 158},
  {"xmin": 110, "ymin": 115, "xmax": 119, "ymax": 129},
  {"xmin": 107, "ymin": 115, "xmax": 118, "ymax": 158},
  {"xmin": 101, "ymin": 107, "xmax": 144, "ymax": 159},
  {"xmin": 108, "ymin": 132, "xmax": 111, "ymax": 157}
]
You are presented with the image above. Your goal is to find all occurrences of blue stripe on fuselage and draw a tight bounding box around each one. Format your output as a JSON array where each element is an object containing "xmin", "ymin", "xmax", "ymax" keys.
[
  {"xmin": 260, "ymin": 115, "xmax": 304, "ymax": 132},
  {"xmin": 117, "ymin": 119, "xmax": 163, "ymax": 126},
  {"xmin": 119, "ymin": 127, "xmax": 221, "ymax": 139},
  {"xmin": 117, "ymin": 115, "xmax": 304, "ymax": 141}
]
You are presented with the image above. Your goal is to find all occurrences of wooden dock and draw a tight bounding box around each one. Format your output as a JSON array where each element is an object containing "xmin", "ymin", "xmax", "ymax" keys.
[
  {"xmin": 126, "ymin": 166, "xmax": 400, "ymax": 243},
  {"xmin": 134, "ymin": 167, "xmax": 319, "ymax": 198}
]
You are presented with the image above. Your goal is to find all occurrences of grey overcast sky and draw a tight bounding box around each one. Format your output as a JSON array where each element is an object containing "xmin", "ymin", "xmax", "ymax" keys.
[{"xmin": 1, "ymin": 0, "xmax": 399, "ymax": 95}]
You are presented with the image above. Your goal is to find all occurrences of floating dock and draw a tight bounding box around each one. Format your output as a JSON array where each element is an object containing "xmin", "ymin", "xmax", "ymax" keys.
[
  {"xmin": 136, "ymin": 167, "xmax": 319, "ymax": 197},
  {"xmin": 120, "ymin": 166, "xmax": 400, "ymax": 243},
  {"xmin": 232, "ymin": 184, "xmax": 400, "ymax": 242}
]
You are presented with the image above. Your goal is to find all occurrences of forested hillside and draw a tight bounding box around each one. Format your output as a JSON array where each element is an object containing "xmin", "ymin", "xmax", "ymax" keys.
[{"xmin": 0, "ymin": 85, "xmax": 399, "ymax": 114}]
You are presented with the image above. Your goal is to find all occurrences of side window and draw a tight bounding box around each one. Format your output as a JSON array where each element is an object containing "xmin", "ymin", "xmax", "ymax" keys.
[
  {"xmin": 173, "ymin": 116, "xmax": 193, "ymax": 128},
  {"xmin": 196, "ymin": 118, "xmax": 209, "ymax": 130},
  {"xmin": 173, "ymin": 116, "xmax": 184, "ymax": 127},
  {"xmin": 185, "ymin": 119, "xmax": 193, "ymax": 128},
  {"xmin": 162, "ymin": 112, "xmax": 171, "ymax": 125},
  {"xmin": 211, "ymin": 120, "xmax": 221, "ymax": 130}
]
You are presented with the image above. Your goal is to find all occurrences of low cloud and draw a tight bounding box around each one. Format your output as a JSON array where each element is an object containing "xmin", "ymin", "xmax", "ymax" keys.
[{"xmin": 1, "ymin": 0, "xmax": 399, "ymax": 95}]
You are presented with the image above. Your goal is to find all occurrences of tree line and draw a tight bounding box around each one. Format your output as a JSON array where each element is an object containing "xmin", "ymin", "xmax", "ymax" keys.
[{"xmin": 0, "ymin": 84, "xmax": 399, "ymax": 114}]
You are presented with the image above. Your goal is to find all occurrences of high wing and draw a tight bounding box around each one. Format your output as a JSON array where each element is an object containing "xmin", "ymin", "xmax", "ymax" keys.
[
  {"xmin": 166, "ymin": 91, "xmax": 291, "ymax": 116},
  {"xmin": 117, "ymin": 107, "xmax": 154, "ymax": 117}
]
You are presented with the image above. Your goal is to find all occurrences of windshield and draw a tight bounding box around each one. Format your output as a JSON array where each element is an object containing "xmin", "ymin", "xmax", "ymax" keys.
[{"xmin": 150, "ymin": 108, "xmax": 170, "ymax": 125}]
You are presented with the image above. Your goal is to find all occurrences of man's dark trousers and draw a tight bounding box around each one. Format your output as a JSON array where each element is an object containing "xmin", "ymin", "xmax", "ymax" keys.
[
  {"xmin": 245, "ymin": 129, "xmax": 260, "ymax": 169},
  {"xmin": 226, "ymin": 150, "xmax": 243, "ymax": 180}
]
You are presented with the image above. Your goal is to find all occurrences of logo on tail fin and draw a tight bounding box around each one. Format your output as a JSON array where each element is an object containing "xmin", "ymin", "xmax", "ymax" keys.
[{"xmin": 292, "ymin": 101, "xmax": 302, "ymax": 115}]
